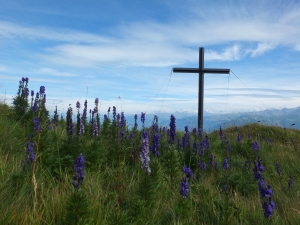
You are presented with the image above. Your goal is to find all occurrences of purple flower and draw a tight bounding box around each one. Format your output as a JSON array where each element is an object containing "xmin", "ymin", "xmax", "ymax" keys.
[
  {"xmin": 140, "ymin": 131, "xmax": 151, "ymax": 174},
  {"xmin": 120, "ymin": 112, "xmax": 125, "ymax": 128},
  {"xmin": 169, "ymin": 114, "xmax": 176, "ymax": 144},
  {"xmin": 39, "ymin": 86, "xmax": 45, "ymax": 95},
  {"xmin": 262, "ymin": 198, "xmax": 276, "ymax": 218},
  {"xmin": 104, "ymin": 114, "xmax": 108, "ymax": 120},
  {"xmin": 253, "ymin": 160, "xmax": 265, "ymax": 180},
  {"xmin": 180, "ymin": 177, "xmax": 189, "ymax": 198},
  {"xmin": 68, "ymin": 123, "xmax": 74, "ymax": 136},
  {"xmin": 82, "ymin": 100, "xmax": 87, "ymax": 121},
  {"xmin": 198, "ymin": 160, "xmax": 206, "ymax": 170},
  {"xmin": 141, "ymin": 112, "xmax": 146, "ymax": 125},
  {"xmin": 95, "ymin": 98, "xmax": 99, "ymax": 105},
  {"xmin": 93, "ymin": 121, "xmax": 98, "ymax": 137},
  {"xmin": 252, "ymin": 141, "xmax": 260, "ymax": 152},
  {"xmin": 152, "ymin": 133, "xmax": 160, "ymax": 157},
  {"xmin": 34, "ymin": 117, "xmax": 41, "ymax": 132},
  {"xmin": 182, "ymin": 165, "xmax": 193, "ymax": 178},
  {"xmin": 222, "ymin": 158, "xmax": 229, "ymax": 170},
  {"xmin": 72, "ymin": 153, "xmax": 85, "ymax": 190},
  {"xmin": 25, "ymin": 138, "xmax": 35, "ymax": 164},
  {"xmin": 237, "ymin": 133, "xmax": 242, "ymax": 142},
  {"xmin": 113, "ymin": 106, "xmax": 116, "ymax": 120},
  {"xmin": 76, "ymin": 101, "xmax": 80, "ymax": 109}
]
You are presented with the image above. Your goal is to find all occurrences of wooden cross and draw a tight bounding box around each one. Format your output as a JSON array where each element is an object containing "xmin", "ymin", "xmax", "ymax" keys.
[{"xmin": 173, "ymin": 47, "xmax": 230, "ymax": 129}]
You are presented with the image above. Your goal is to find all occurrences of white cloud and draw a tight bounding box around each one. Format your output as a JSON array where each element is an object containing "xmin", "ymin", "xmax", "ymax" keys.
[
  {"xmin": 0, "ymin": 20, "xmax": 111, "ymax": 44},
  {"xmin": 246, "ymin": 42, "xmax": 277, "ymax": 57},
  {"xmin": 206, "ymin": 45, "xmax": 241, "ymax": 61},
  {"xmin": 34, "ymin": 68, "xmax": 78, "ymax": 77}
]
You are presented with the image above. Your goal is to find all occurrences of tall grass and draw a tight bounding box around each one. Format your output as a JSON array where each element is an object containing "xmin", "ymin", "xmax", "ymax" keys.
[{"xmin": 0, "ymin": 79, "xmax": 299, "ymax": 224}]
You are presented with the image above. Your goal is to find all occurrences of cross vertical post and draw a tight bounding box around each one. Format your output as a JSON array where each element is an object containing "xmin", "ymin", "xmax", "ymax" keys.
[{"xmin": 172, "ymin": 47, "xmax": 230, "ymax": 130}]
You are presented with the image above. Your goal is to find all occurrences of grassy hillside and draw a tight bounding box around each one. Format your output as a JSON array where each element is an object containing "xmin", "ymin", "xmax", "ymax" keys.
[{"xmin": 0, "ymin": 78, "xmax": 299, "ymax": 224}]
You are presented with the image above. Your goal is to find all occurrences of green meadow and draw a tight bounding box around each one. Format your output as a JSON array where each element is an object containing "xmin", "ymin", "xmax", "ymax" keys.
[{"xmin": 0, "ymin": 78, "xmax": 299, "ymax": 225}]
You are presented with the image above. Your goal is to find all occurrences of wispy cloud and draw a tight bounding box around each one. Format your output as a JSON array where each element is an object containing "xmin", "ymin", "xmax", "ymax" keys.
[
  {"xmin": 34, "ymin": 68, "xmax": 78, "ymax": 77},
  {"xmin": 0, "ymin": 20, "xmax": 111, "ymax": 44}
]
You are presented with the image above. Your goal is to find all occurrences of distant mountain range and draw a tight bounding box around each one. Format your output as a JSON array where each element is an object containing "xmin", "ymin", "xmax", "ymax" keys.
[{"xmin": 124, "ymin": 107, "xmax": 300, "ymax": 132}]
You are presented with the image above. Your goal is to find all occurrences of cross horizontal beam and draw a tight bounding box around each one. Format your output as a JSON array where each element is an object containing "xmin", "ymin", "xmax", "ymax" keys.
[{"xmin": 173, "ymin": 68, "xmax": 230, "ymax": 74}]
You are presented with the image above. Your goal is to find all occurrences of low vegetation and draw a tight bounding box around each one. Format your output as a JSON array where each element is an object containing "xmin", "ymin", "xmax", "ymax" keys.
[{"xmin": 0, "ymin": 78, "xmax": 299, "ymax": 224}]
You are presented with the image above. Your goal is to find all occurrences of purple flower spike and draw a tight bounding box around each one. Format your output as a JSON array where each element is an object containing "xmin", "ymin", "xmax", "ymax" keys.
[
  {"xmin": 169, "ymin": 114, "xmax": 176, "ymax": 144},
  {"xmin": 39, "ymin": 86, "xmax": 45, "ymax": 95},
  {"xmin": 180, "ymin": 177, "xmax": 189, "ymax": 198},
  {"xmin": 72, "ymin": 153, "xmax": 85, "ymax": 190},
  {"xmin": 182, "ymin": 165, "xmax": 193, "ymax": 178},
  {"xmin": 34, "ymin": 117, "xmax": 41, "ymax": 132},
  {"xmin": 222, "ymin": 158, "xmax": 229, "ymax": 170},
  {"xmin": 140, "ymin": 131, "xmax": 151, "ymax": 174}
]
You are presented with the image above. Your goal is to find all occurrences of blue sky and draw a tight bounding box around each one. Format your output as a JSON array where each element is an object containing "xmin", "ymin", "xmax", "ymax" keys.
[{"xmin": 1, "ymin": 0, "xmax": 300, "ymax": 118}]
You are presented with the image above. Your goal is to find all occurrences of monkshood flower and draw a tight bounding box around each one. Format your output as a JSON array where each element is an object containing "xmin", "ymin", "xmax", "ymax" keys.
[
  {"xmin": 198, "ymin": 160, "xmax": 206, "ymax": 170},
  {"xmin": 104, "ymin": 114, "xmax": 108, "ymax": 120},
  {"xmin": 34, "ymin": 116, "xmax": 41, "ymax": 132},
  {"xmin": 76, "ymin": 101, "xmax": 80, "ymax": 110},
  {"xmin": 237, "ymin": 133, "xmax": 242, "ymax": 142},
  {"xmin": 182, "ymin": 127, "xmax": 191, "ymax": 148},
  {"xmin": 140, "ymin": 131, "xmax": 151, "ymax": 174},
  {"xmin": 95, "ymin": 98, "xmax": 99, "ymax": 106},
  {"xmin": 93, "ymin": 121, "xmax": 98, "ymax": 137},
  {"xmin": 141, "ymin": 112, "xmax": 145, "ymax": 126},
  {"xmin": 276, "ymin": 163, "xmax": 282, "ymax": 176},
  {"xmin": 253, "ymin": 160, "xmax": 265, "ymax": 180},
  {"xmin": 24, "ymin": 88, "xmax": 29, "ymax": 98},
  {"xmin": 169, "ymin": 114, "xmax": 176, "ymax": 144},
  {"xmin": 66, "ymin": 105, "xmax": 73, "ymax": 137},
  {"xmin": 262, "ymin": 198, "xmax": 276, "ymax": 218},
  {"xmin": 134, "ymin": 114, "xmax": 138, "ymax": 128},
  {"xmin": 72, "ymin": 153, "xmax": 85, "ymax": 190},
  {"xmin": 69, "ymin": 123, "xmax": 74, "ymax": 137},
  {"xmin": 152, "ymin": 133, "xmax": 160, "ymax": 157},
  {"xmin": 32, "ymin": 99, "xmax": 38, "ymax": 112},
  {"xmin": 182, "ymin": 165, "xmax": 193, "ymax": 178},
  {"xmin": 204, "ymin": 135, "xmax": 210, "ymax": 149},
  {"xmin": 152, "ymin": 123, "xmax": 158, "ymax": 133},
  {"xmin": 222, "ymin": 158, "xmax": 229, "ymax": 170},
  {"xmin": 25, "ymin": 137, "xmax": 35, "ymax": 164},
  {"xmin": 252, "ymin": 141, "xmax": 260, "ymax": 152},
  {"xmin": 120, "ymin": 112, "xmax": 125, "ymax": 128},
  {"xmin": 40, "ymin": 86, "xmax": 45, "ymax": 95},
  {"xmin": 113, "ymin": 106, "xmax": 116, "ymax": 121},
  {"xmin": 193, "ymin": 141, "xmax": 198, "ymax": 154},
  {"xmin": 180, "ymin": 177, "xmax": 189, "ymax": 199},
  {"xmin": 82, "ymin": 100, "xmax": 87, "ymax": 122}
]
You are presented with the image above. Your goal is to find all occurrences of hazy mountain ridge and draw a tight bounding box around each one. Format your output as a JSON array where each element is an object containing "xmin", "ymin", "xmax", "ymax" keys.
[{"xmin": 125, "ymin": 107, "xmax": 300, "ymax": 132}]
